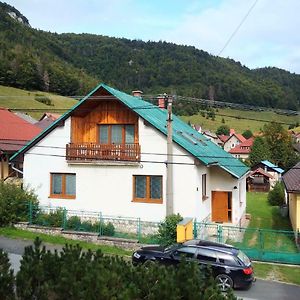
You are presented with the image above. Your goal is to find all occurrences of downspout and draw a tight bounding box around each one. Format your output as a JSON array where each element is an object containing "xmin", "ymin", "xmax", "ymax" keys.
[{"xmin": 11, "ymin": 163, "xmax": 23, "ymax": 175}]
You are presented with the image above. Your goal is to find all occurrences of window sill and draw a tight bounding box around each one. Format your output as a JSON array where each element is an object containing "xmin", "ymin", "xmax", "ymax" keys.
[
  {"xmin": 132, "ymin": 198, "xmax": 163, "ymax": 204},
  {"xmin": 49, "ymin": 194, "xmax": 76, "ymax": 200}
]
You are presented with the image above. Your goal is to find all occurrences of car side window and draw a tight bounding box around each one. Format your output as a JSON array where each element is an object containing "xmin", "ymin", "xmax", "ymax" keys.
[
  {"xmin": 217, "ymin": 253, "xmax": 238, "ymax": 266},
  {"xmin": 196, "ymin": 248, "xmax": 217, "ymax": 263},
  {"xmin": 173, "ymin": 247, "xmax": 197, "ymax": 259}
]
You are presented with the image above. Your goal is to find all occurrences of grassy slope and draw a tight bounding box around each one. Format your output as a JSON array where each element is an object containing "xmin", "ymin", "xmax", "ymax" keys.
[
  {"xmin": 0, "ymin": 85, "xmax": 78, "ymax": 119},
  {"xmin": 246, "ymin": 192, "xmax": 300, "ymax": 285},
  {"xmin": 246, "ymin": 192, "xmax": 292, "ymax": 230},
  {"xmin": 1, "ymin": 85, "xmax": 299, "ymax": 132},
  {"xmin": 180, "ymin": 108, "xmax": 300, "ymax": 133}
]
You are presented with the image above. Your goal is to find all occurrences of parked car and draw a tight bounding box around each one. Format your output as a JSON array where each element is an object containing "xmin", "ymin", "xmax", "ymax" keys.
[{"xmin": 132, "ymin": 239, "xmax": 254, "ymax": 291}]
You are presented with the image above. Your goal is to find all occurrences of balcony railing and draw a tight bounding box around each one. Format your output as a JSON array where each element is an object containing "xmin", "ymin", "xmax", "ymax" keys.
[{"xmin": 66, "ymin": 143, "xmax": 141, "ymax": 162}]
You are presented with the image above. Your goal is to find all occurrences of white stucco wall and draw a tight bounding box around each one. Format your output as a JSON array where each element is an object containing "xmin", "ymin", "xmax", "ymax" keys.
[
  {"xmin": 209, "ymin": 166, "xmax": 246, "ymax": 224},
  {"xmin": 224, "ymin": 136, "xmax": 240, "ymax": 152},
  {"xmin": 23, "ymin": 116, "xmax": 245, "ymax": 223}
]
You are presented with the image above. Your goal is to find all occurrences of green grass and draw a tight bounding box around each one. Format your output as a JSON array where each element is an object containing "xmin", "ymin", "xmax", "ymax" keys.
[
  {"xmin": 0, "ymin": 85, "xmax": 77, "ymax": 119},
  {"xmin": 0, "ymin": 227, "xmax": 131, "ymax": 256},
  {"xmin": 253, "ymin": 262, "xmax": 300, "ymax": 286},
  {"xmin": 243, "ymin": 192, "xmax": 297, "ymax": 254},
  {"xmin": 247, "ymin": 192, "xmax": 292, "ymax": 230},
  {"xmin": 180, "ymin": 108, "xmax": 299, "ymax": 133}
]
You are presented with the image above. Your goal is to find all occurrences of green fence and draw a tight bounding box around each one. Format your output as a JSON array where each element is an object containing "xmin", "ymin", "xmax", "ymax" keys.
[
  {"xmin": 27, "ymin": 203, "xmax": 300, "ymax": 264},
  {"xmin": 28, "ymin": 203, "xmax": 160, "ymax": 243},
  {"xmin": 194, "ymin": 222, "xmax": 300, "ymax": 265}
]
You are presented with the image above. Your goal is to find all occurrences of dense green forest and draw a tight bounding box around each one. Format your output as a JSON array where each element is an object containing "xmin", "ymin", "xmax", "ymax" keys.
[{"xmin": 0, "ymin": 1, "xmax": 300, "ymax": 112}]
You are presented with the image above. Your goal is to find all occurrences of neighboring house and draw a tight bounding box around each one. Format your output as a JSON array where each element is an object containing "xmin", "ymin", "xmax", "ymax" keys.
[
  {"xmin": 251, "ymin": 160, "xmax": 284, "ymax": 189},
  {"xmin": 223, "ymin": 133, "xmax": 246, "ymax": 152},
  {"xmin": 202, "ymin": 130, "xmax": 223, "ymax": 147},
  {"xmin": 11, "ymin": 84, "xmax": 249, "ymax": 224},
  {"xmin": 229, "ymin": 138, "xmax": 254, "ymax": 161},
  {"xmin": 14, "ymin": 112, "xmax": 37, "ymax": 124},
  {"xmin": 246, "ymin": 168, "xmax": 274, "ymax": 192},
  {"xmin": 0, "ymin": 107, "xmax": 41, "ymax": 180},
  {"xmin": 35, "ymin": 112, "xmax": 61, "ymax": 130},
  {"xmin": 282, "ymin": 162, "xmax": 300, "ymax": 238}
]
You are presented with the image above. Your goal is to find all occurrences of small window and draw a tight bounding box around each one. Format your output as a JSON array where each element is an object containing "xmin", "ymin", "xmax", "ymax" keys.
[
  {"xmin": 133, "ymin": 175, "xmax": 162, "ymax": 203},
  {"xmin": 202, "ymin": 174, "xmax": 207, "ymax": 200},
  {"xmin": 50, "ymin": 173, "xmax": 76, "ymax": 199}
]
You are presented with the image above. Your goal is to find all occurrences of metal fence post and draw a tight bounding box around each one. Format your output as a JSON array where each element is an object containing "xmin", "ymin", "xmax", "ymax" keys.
[
  {"xmin": 137, "ymin": 218, "xmax": 141, "ymax": 242},
  {"xmin": 99, "ymin": 212, "xmax": 103, "ymax": 236},
  {"xmin": 62, "ymin": 208, "xmax": 67, "ymax": 230},
  {"xmin": 193, "ymin": 219, "xmax": 197, "ymax": 239},
  {"xmin": 28, "ymin": 201, "xmax": 32, "ymax": 225},
  {"xmin": 258, "ymin": 229, "xmax": 263, "ymax": 260},
  {"xmin": 217, "ymin": 225, "xmax": 223, "ymax": 243}
]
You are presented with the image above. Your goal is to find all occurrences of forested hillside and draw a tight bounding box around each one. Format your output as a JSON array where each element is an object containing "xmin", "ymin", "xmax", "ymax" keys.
[{"xmin": 0, "ymin": 1, "xmax": 300, "ymax": 112}]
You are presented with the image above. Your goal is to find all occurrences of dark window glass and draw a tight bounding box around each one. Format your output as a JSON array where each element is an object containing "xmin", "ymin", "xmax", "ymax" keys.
[
  {"xmin": 111, "ymin": 125, "xmax": 123, "ymax": 144},
  {"xmin": 52, "ymin": 174, "xmax": 62, "ymax": 194},
  {"xmin": 217, "ymin": 253, "xmax": 237, "ymax": 266},
  {"xmin": 196, "ymin": 248, "xmax": 217, "ymax": 262},
  {"xmin": 99, "ymin": 125, "xmax": 109, "ymax": 144},
  {"xmin": 135, "ymin": 176, "xmax": 146, "ymax": 198},
  {"xmin": 125, "ymin": 125, "xmax": 135, "ymax": 143},
  {"xmin": 174, "ymin": 247, "xmax": 197, "ymax": 258},
  {"xmin": 150, "ymin": 176, "xmax": 162, "ymax": 199}
]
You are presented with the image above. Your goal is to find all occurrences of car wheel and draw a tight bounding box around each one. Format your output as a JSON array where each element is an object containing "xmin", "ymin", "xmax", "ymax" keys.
[
  {"xmin": 215, "ymin": 274, "xmax": 233, "ymax": 292},
  {"xmin": 144, "ymin": 259, "xmax": 156, "ymax": 267}
]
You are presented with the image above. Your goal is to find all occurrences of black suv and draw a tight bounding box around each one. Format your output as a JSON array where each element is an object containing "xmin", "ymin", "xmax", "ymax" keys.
[{"xmin": 132, "ymin": 239, "xmax": 254, "ymax": 291}]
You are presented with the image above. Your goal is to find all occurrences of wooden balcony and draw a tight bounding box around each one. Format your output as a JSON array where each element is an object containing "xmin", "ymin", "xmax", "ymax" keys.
[{"xmin": 66, "ymin": 143, "xmax": 141, "ymax": 162}]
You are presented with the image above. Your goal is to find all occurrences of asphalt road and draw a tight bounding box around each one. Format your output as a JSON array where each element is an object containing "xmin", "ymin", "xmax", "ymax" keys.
[{"xmin": 1, "ymin": 236, "xmax": 300, "ymax": 300}]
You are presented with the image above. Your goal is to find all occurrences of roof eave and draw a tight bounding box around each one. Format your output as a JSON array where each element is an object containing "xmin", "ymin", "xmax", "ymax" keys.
[{"xmin": 10, "ymin": 83, "xmax": 105, "ymax": 162}]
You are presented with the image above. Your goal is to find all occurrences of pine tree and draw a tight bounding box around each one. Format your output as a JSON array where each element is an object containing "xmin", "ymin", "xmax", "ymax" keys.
[
  {"xmin": 0, "ymin": 249, "xmax": 15, "ymax": 300},
  {"xmin": 249, "ymin": 136, "xmax": 270, "ymax": 166}
]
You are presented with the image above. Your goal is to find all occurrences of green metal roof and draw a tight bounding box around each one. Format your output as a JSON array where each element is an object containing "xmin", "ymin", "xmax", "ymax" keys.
[{"xmin": 11, "ymin": 83, "xmax": 249, "ymax": 178}]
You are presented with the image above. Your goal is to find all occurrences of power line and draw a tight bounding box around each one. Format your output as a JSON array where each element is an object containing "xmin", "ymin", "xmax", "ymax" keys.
[
  {"xmin": 0, "ymin": 140, "xmax": 244, "ymax": 160},
  {"xmin": 218, "ymin": 0, "xmax": 259, "ymax": 56}
]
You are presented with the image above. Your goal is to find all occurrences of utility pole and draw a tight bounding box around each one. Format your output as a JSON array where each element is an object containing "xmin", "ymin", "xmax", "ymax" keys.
[{"xmin": 166, "ymin": 94, "xmax": 174, "ymax": 215}]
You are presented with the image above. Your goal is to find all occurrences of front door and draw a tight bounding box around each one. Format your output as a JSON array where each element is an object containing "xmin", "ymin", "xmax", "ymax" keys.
[{"xmin": 211, "ymin": 191, "xmax": 232, "ymax": 223}]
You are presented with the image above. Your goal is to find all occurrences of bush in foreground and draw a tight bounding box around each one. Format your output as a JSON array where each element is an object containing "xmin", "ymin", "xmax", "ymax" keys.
[
  {"xmin": 13, "ymin": 238, "xmax": 236, "ymax": 300},
  {"xmin": 0, "ymin": 182, "xmax": 38, "ymax": 226}
]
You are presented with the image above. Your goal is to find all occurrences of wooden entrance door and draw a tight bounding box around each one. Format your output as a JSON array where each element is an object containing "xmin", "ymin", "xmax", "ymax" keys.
[{"xmin": 211, "ymin": 191, "xmax": 231, "ymax": 223}]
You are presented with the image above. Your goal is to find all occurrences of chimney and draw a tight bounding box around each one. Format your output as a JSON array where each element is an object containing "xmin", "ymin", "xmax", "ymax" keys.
[
  {"xmin": 157, "ymin": 94, "xmax": 166, "ymax": 109},
  {"xmin": 132, "ymin": 90, "xmax": 143, "ymax": 98}
]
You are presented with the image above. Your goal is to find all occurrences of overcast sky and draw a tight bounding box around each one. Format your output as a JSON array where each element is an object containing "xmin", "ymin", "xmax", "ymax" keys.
[{"xmin": 5, "ymin": 0, "xmax": 300, "ymax": 74}]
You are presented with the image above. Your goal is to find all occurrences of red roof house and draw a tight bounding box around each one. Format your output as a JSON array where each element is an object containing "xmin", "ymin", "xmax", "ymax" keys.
[{"xmin": 0, "ymin": 108, "xmax": 41, "ymax": 179}]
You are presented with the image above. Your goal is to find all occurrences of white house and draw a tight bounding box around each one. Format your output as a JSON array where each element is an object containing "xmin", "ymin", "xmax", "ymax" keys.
[{"xmin": 11, "ymin": 84, "xmax": 249, "ymax": 224}]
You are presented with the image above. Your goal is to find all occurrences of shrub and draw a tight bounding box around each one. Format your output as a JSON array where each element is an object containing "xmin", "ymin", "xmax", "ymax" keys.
[
  {"xmin": 0, "ymin": 182, "xmax": 38, "ymax": 226},
  {"xmin": 157, "ymin": 213, "xmax": 183, "ymax": 246},
  {"xmin": 34, "ymin": 94, "xmax": 53, "ymax": 106},
  {"xmin": 66, "ymin": 215, "xmax": 81, "ymax": 230},
  {"xmin": 268, "ymin": 182, "xmax": 285, "ymax": 206},
  {"xmin": 0, "ymin": 249, "xmax": 15, "ymax": 300},
  {"xmin": 34, "ymin": 208, "xmax": 64, "ymax": 227},
  {"xmin": 15, "ymin": 238, "xmax": 235, "ymax": 299},
  {"xmin": 102, "ymin": 222, "xmax": 115, "ymax": 236}
]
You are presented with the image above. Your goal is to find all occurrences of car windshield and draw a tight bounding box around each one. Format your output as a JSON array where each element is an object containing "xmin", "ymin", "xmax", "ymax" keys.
[{"xmin": 237, "ymin": 250, "xmax": 250, "ymax": 266}]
